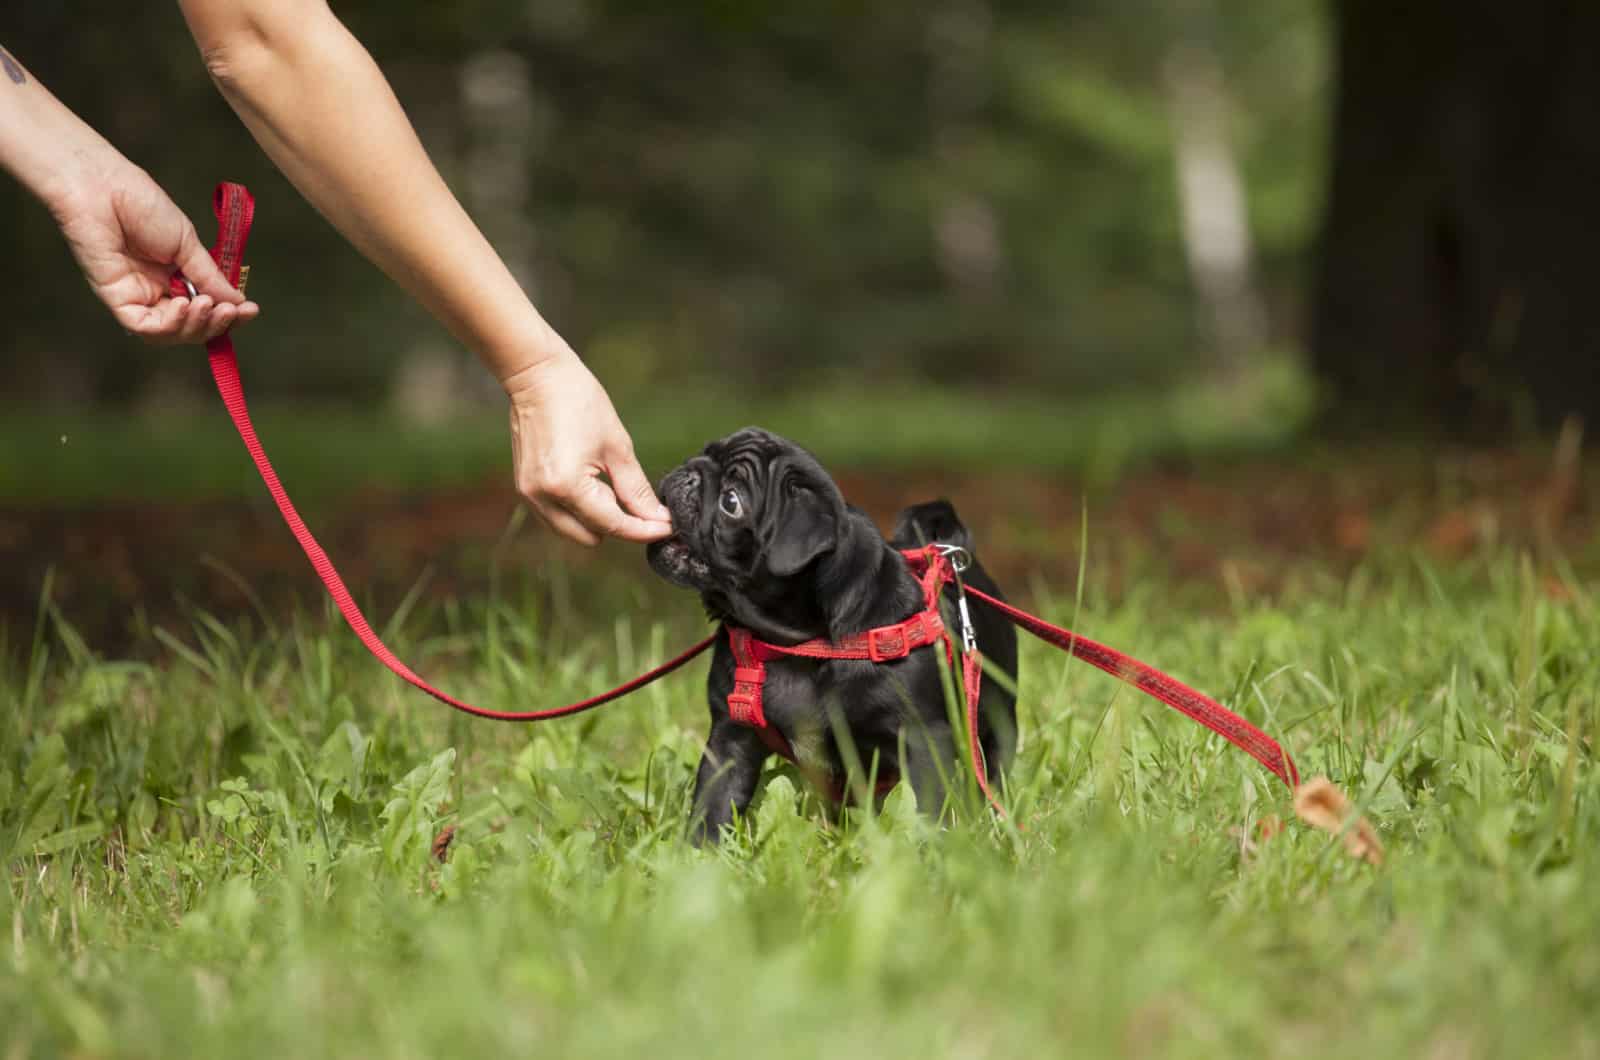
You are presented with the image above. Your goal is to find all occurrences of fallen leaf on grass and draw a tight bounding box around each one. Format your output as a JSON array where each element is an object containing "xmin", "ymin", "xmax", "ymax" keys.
[
  {"xmin": 1426, "ymin": 506, "xmax": 1497, "ymax": 558},
  {"xmin": 1294, "ymin": 777, "xmax": 1383, "ymax": 866},
  {"xmin": 1542, "ymin": 575, "xmax": 1574, "ymax": 602}
]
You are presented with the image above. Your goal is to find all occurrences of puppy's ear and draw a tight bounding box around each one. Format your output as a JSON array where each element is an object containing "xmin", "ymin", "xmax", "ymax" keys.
[
  {"xmin": 766, "ymin": 485, "xmax": 837, "ymax": 577},
  {"xmin": 892, "ymin": 499, "xmax": 972, "ymax": 551}
]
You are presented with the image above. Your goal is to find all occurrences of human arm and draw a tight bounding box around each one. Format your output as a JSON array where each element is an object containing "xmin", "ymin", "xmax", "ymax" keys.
[
  {"xmin": 176, "ymin": 1, "xmax": 671, "ymax": 544},
  {"xmin": 0, "ymin": 43, "xmax": 256, "ymax": 343}
]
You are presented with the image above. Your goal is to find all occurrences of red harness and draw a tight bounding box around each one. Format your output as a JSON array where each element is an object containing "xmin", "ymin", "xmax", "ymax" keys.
[
  {"xmin": 724, "ymin": 546, "xmax": 1000, "ymax": 808},
  {"xmin": 177, "ymin": 182, "xmax": 1300, "ymax": 821},
  {"xmin": 725, "ymin": 546, "xmax": 953, "ymax": 731}
]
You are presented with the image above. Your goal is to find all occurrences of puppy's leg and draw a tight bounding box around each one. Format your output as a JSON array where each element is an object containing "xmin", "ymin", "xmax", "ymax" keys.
[
  {"xmin": 688, "ymin": 721, "xmax": 769, "ymax": 846},
  {"xmin": 900, "ymin": 717, "xmax": 960, "ymax": 821}
]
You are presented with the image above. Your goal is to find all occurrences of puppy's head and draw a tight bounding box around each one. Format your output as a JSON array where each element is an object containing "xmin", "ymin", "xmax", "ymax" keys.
[{"xmin": 647, "ymin": 428, "xmax": 843, "ymax": 600}]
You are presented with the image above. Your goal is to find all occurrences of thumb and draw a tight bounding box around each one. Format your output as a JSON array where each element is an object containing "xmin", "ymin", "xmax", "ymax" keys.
[
  {"xmin": 173, "ymin": 224, "xmax": 245, "ymax": 305},
  {"xmin": 608, "ymin": 447, "xmax": 672, "ymax": 524},
  {"xmin": 564, "ymin": 474, "xmax": 672, "ymax": 543}
]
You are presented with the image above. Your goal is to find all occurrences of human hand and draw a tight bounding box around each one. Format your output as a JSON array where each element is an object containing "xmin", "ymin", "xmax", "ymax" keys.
[
  {"xmin": 505, "ymin": 352, "xmax": 673, "ymax": 546},
  {"xmin": 50, "ymin": 158, "xmax": 259, "ymax": 344}
]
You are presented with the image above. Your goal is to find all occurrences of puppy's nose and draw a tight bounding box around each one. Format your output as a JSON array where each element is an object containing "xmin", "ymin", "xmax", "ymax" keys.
[
  {"xmin": 656, "ymin": 467, "xmax": 699, "ymax": 498},
  {"xmin": 656, "ymin": 468, "xmax": 704, "ymax": 525}
]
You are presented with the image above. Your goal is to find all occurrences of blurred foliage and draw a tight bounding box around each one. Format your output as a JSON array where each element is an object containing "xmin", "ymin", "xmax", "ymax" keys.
[
  {"xmin": 0, "ymin": 358, "xmax": 1313, "ymax": 504},
  {"xmin": 1, "ymin": 0, "xmax": 1327, "ymax": 405}
]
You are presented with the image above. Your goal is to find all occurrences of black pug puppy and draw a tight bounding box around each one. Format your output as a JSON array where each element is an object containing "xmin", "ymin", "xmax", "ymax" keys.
[{"xmin": 647, "ymin": 427, "xmax": 1018, "ymax": 844}]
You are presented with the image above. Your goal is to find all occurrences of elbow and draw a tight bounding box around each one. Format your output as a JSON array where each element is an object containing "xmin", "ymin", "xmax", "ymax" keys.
[
  {"xmin": 196, "ymin": 6, "xmax": 331, "ymax": 101},
  {"xmin": 199, "ymin": 28, "xmax": 275, "ymax": 102}
]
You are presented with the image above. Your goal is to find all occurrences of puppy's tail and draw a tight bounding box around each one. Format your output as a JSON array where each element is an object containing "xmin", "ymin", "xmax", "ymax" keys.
[{"xmin": 891, "ymin": 499, "xmax": 973, "ymax": 552}]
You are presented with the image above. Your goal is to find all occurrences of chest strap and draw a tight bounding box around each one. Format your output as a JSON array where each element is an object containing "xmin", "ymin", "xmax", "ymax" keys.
[
  {"xmin": 724, "ymin": 550, "xmax": 951, "ymax": 734},
  {"xmin": 725, "ymin": 608, "xmax": 948, "ymax": 730}
]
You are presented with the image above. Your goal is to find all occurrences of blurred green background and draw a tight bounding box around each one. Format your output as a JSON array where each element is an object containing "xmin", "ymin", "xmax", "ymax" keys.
[
  {"xmin": 4, "ymin": 0, "xmax": 1599, "ymax": 640},
  {"xmin": 9, "ymin": 0, "xmax": 1596, "ymax": 440},
  {"xmin": 5, "ymin": 1, "xmax": 1325, "ymax": 409}
]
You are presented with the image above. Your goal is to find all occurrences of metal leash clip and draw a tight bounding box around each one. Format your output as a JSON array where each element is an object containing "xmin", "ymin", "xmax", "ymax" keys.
[
  {"xmin": 933, "ymin": 544, "xmax": 979, "ymax": 652},
  {"xmin": 955, "ymin": 589, "xmax": 978, "ymax": 653}
]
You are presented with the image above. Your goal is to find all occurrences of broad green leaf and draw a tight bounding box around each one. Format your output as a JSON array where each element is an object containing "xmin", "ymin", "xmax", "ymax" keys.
[
  {"xmin": 32, "ymin": 820, "xmax": 106, "ymax": 857},
  {"xmin": 380, "ymin": 748, "xmax": 456, "ymax": 868}
]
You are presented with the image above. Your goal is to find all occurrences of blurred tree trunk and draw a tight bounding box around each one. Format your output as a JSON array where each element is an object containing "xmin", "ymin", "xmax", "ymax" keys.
[
  {"xmin": 1163, "ymin": 1, "xmax": 1267, "ymax": 377},
  {"xmin": 395, "ymin": 50, "xmax": 541, "ymax": 422},
  {"xmin": 928, "ymin": 0, "xmax": 1003, "ymax": 300},
  {"xmin": 1313, "ymin": 0, "xmax": 1600, "ymax": 433}
]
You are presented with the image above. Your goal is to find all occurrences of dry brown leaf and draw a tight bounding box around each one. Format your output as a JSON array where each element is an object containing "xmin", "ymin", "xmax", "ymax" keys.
[
  {"xmin": 1294, "ymin": 777, "xmax": 1384, "ymax": 866},
  {"xmin": 1542, "ymin": 575, "xmax": 1574, "ymax": 602},
  {"xmin": 431, "ymin": 824, "xmax": 456, "ymax": 863},
  {"xmin": 1426, "ymin": 507, "xmax": 1488, "ymax": 557}
]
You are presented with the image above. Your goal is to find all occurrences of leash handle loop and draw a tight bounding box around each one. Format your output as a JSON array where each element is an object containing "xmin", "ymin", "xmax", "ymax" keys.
[{"xmin": 170, "ymin": 182, "xmax": 255, "ymax": 298}]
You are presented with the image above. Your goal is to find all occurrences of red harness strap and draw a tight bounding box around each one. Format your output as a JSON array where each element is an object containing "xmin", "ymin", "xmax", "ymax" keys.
[
  {"xmin": 740, "ymin": 558, "xmax": 948, "ymax": 667},
  {"xmin": 184, "ymin": 181, "xmax": 1298, "ymax": 814},
  {"xmin": 724, "ymin": 548, "xmax": 1007, "ymax": 813},
  {"xmin": 724, "ymin": 555, "xmax": 955, "ymax": 799},
  {"xmin": 727, "ymin": 628, "xmax": 803, "ymax": 763},
  {"xmin": 726, "ymin": 628, "xmax": 770, "ymax": 728}
]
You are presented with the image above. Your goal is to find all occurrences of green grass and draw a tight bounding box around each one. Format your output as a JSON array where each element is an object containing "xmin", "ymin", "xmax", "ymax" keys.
[
  {"xmin": 3, "ymin": 546, "xmax": 1597, "ymax": 1058},
  {"xmin": 0, "ymin": 363, "xmax": 1312, "ymax": 505}
]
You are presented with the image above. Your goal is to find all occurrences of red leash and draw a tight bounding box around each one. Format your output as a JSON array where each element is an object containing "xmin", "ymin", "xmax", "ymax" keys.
[
  {"xmin": 179, "ymin": 182, "xmax": 1298, "ymax": 799},
  {"xmin": 177, "ymin": 183, "xmax": 715, "ymax": 722},
  {"xmin": 962, "ymin": 585, "xmax": 1299, "ymax": 788}
]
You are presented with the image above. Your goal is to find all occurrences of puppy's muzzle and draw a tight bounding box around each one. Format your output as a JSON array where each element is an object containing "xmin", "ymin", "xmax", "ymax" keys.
[
  {"xmin": 657, "ymin": 466, "xmax": 703, "ymax": 525},
  {"xmin": 647, "ymin": 464, "xmax": 710, "ymax": 587}
]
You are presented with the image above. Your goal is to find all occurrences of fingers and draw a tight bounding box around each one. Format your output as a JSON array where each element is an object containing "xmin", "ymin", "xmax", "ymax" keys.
[
  {"xmin": 174, "ymin": 295, "xmax": 217, "ymax": 344},
  {"xmin": 127, "ymin": 295, "xmax": 213, "ymax": 345},
  {"xmin": 173, "ymin": 223, "xmax": 247, "ymax": 305},
  {"xmin": 193, "ymin": 299, "xmax": 262, "ymax": 341},
  {"xmin": 535, "ymin": 503, "xmax": 602, "ymax": 548},
  {"xmin": 607, "ymin": 446, "xmax": 673, "ymax": 524},
  {"xmin": 566, "ymin": 475, "xmax": 675, "ymax": 543},
  {"xmin": 115, "ymin": 293, "xmax": 262, "ymax": 346},
  {"xmin": 517, "ymin": 465, "xmax": 674, "ymax": 546},
  {"xmin": 115, "ymin": 297, "xmax": 189, "ymax": 341},
  {"xmin": 504, "ymin": 361, "xmax": 672, "ymax": 546},
  {"xmin": 524, "ymin": 478, "xmax": 672, "ymax": 546}
]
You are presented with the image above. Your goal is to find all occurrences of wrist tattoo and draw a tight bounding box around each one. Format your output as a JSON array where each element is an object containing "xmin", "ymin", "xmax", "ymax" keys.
[{"xmin": 0, "ymin": 47, "xmax": 24, "ymax": 85}]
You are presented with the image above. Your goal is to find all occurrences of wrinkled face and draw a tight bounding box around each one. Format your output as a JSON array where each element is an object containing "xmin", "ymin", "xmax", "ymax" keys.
[{"xmin": 647, "ymin": 428, "xmax": 840, "ymax": 596}]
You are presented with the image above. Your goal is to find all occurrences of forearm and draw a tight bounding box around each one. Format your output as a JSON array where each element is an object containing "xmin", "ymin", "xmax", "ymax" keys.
[
  {"xmin": 0, "ymin": 44, "xmax": 124, "ymax": 213},
  {"xmin": 178, "ymin": 1, "xmax": 564, "ymax": 384}
]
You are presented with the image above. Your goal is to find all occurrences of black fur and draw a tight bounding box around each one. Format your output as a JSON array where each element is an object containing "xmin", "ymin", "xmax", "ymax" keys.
[{"xmin": 647, "ymin": 428, "xmax": 1019, "ymax": 844}]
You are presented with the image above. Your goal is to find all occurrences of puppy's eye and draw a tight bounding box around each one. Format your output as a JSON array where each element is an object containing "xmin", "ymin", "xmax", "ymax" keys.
[{"xmin": 718, "ymin": 488, "xmax": 744, "ymax": 519}]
